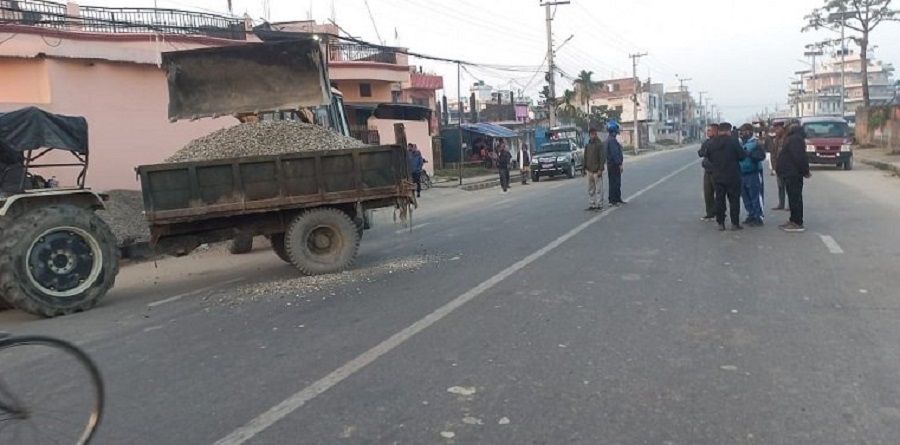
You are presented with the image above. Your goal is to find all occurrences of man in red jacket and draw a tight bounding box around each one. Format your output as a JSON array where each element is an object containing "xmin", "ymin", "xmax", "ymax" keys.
[{"xmin": 776, "ymin": 122, "xmax": 812, "ymax": 232}]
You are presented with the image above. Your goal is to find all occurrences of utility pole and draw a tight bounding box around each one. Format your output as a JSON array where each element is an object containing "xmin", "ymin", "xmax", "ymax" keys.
[
  {"xmin": 541, "ymin": 1, "xmax": 570, "ymax": 127},
  {"xmin": 629, "ymin": 52, "xmax": 647, "ymax": 154},
  {"xmin": 678, "ymin": 77, "xmax": 691, "ymax": 144},
  {"xmin": 697, "ymin": 91, "xmax": 708, "ymax": 133},
  {"xmin": 804, "ymin": 46, "xmax": 824, "ymax": 116},
  {"xmin": 457, "ymin": 61, "xmax": 463, "ymax": 186}
]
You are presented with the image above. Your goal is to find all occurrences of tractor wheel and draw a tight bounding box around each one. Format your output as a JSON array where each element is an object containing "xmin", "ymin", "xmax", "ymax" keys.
[
  {"xmin": 0, "ymin": 205, "xmax": 119, "ymax": 317},
  {"xmin": 284, "ymin": 208, "xmax": 360, "ymax": 276}
]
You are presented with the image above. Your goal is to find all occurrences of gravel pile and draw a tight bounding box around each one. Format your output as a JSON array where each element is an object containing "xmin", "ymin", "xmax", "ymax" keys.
[
  {"xmin": 96, "ymin": 190, "xmax": 150, "ymax": 243},
  {"xmin": 165, "ymin": 121, "xmax": 368, "ymax": 163},
  {"xmin": 208, "ymin": 254, "xmax": 443, "ymax": 306}
]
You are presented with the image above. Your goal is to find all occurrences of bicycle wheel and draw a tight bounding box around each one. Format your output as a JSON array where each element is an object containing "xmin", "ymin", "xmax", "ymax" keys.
[
  {"xmin": 421, "ymin": 173, "xmax": 433, "ymax": 190},
  {"xmin": 0, "ymin": 335, "xmax": 104, "ymax": 445}
]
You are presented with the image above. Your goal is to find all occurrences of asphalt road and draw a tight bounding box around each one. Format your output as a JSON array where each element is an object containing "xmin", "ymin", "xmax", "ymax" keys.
[{"xmin": 3, "ymin": 146, "xmax": 900, "ymax": 444}]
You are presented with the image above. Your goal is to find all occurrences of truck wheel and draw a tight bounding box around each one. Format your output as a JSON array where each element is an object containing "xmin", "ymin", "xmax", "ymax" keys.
[
  {"xmin": 0, "ymin": 205, "xmax": 119, "ymax": 317},
  {"xmin": 566, "ymin": 164, "xmax": 575, "ymax": 179},
  {"xmin": 227, "ymin": 235, "xmax": 253, "ymax": 255},
  {"xmin": 0, "ymin": 217, "xmax": 10, "ymax": 310},
  {"xmin": 269, "ymin": 233, "xmax": 291, "ymax": 263},
  {"xmin": 843, "ymin": 158, "xmax": 853, "ymax": 170},
  {"xmin": 533, "ymin": 173, "xmax": 540, "ymax": 183},
  {"xmin": 284, "ymin": 208, "xmax": 360, "ymax": 275}
]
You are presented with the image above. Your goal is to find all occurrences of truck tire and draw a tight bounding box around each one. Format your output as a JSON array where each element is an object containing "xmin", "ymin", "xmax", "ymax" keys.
[
  {"xmin": 566, "ymin": 164, "xmax": 575, "ymax": 179},
  {"xmin": 284, "ymin": 208, "xmax": 360, "ymax": 276},
  {"xmin": 227, "ymin": 235, "xmax": 253, "ymax": 255},
  {"xmin": 843, "ymin": 157, "xmax": 854, "ymax": 171},
  {"xmin": 0, "ymin": 205, "xmax": 119, "ymax": 317},
  {"xmin": 0, "ymin": 216, "xmax": 10, "ymax": 310},
  {"xmin": 269, "ymin": 233, "xmax": 290, "ymax": 263}
]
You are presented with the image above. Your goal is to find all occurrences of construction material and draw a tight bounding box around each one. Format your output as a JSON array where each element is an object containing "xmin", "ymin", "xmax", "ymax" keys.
[{"xmin": 165, "ymin": 121, "xmax": 367, "ymax": 163}]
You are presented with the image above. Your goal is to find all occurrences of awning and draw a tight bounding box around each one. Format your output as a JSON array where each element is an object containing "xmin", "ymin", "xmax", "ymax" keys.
[{"xmin": 461, "ymin": 122, "xmax": 518, "ymax": 138}]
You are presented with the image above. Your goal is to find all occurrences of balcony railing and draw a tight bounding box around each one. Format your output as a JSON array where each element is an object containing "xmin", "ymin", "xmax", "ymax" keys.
[
  {"xmin": 1, "ymin": 0, "xmax": 246, "ymax": 40},
  {"xmin": 329, "ymin": 43, "xmax": 398, "ymax": 65}
]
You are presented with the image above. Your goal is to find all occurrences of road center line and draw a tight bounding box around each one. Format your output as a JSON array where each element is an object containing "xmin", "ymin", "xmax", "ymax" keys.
[
  {"xmin": 394, "ymin": 222, "xmax": 430, "ymax": 235},
  {"xmin": 147, "ymin": 277, "xmax": 245, "ymax": 308},
  {"xmin": 213, "ymin": 159, "xmax": 701, "ymax": 445},
  {"xmin": 818, "ymin": 234, "xmax": 845, "ymax": 254}
]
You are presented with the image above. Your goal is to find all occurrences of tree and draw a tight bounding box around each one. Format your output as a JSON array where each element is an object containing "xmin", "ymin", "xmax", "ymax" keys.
[
  {"xmin": 574, "ymin": 70, "xmax": 603, "ymax": 113},
  {"xmin": 559, "ymin": 89, "xmax": 578, "ymax": 117},
  {"xmin": 803, "ymin": 0, "xmax": 899, "ymax": 108}
]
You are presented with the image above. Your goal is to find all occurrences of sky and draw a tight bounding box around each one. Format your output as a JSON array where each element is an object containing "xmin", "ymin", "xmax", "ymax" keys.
[{"xmin": 81, "ymin": 0, "xmax": 900, "ymax": 123}]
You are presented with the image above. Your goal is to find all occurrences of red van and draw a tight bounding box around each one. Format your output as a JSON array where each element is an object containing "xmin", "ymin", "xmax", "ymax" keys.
[{"xmin": 800, "ymin": 116, "xmax": 853, "ymax": 170}]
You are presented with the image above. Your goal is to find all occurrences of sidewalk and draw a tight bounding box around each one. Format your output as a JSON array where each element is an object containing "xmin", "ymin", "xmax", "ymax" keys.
[
  {"xmin": 855, "ymin": 146, "xmax": 900, "ymax": 175},
  {"xmin": 432, "ymin": 145, "xmax": 693, "ymax": 192}
]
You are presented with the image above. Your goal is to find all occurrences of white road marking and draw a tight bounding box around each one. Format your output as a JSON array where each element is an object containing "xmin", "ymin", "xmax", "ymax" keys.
[
  {"xmin": 147, "ymin": 277, "xmax": 245, "ymax": 308},
  {"xmin": 818, "ymin": 234, "xmax": 845, "ymax": 254},
  {"xmin": 213, "ymin": 160, "xmax": 700, "ymax": 445}
]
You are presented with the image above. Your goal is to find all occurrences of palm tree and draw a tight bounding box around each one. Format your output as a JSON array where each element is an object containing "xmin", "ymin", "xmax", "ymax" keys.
[
  {"xmin": 574, "ymin": 70, "xmax": 602, "ymax": 113},
  {"xmin": 559, "ymin": 89, "xmax": 578, "ymax": 117}
]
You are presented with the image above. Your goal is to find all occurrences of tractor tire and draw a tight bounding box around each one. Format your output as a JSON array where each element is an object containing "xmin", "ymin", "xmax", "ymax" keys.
[
  {"xmin": 0, "ymin": 205, "xmax": 119, "ymax": 317},
  {"xmin": 0, "ymin": 216, "xmax": 10, "ymax": 310},
  {"xmin": 284, "ymin": 208, "xmax": 360, "ymax": 276},
  {"xmin": 269, "ymin": 233, "xmax": 290, "ymax": 263},
  {"xmin": 227, "ymin": 235, "xmax": 253, "ymax": 255}
]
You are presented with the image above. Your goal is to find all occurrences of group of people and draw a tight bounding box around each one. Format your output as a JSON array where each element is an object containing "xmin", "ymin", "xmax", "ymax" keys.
[
  {"xmin": 583, "ymin": 120, "xmax": 626, "ymax": 210},
  {"xmin": 699, "ymin": 120, "xmax": 811, "ymax": 232}
]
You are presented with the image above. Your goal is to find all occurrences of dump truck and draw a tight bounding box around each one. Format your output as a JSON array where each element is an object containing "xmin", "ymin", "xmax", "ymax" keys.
[{"xmin": 0, "ymin": 39, "xmax": 414, "ymax": 318}]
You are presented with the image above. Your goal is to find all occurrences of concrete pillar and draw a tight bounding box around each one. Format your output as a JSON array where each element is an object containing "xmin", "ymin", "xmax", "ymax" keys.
[{"xmin": 66, "ymin": 2, "xmax": 82, "ymax": 31}]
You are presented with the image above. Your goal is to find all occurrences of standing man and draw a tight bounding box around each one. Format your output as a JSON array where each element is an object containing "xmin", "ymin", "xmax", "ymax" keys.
[
  {"xmin": 768, "ymin": 122, "xmax": 788, "ymax": 211},
  {"xmin": 738, "ymin": 124, "xmax": 767, "ymax": 226},
  {"xmin": 583, "ymin": 128, "xmax": 607, "ymax": 211},
  {"xmin": 520, "ymin": 143, "xmax": 531, "ymax": 185},
  {"xmin": 776, "ymin": 122, "xmax": 811, "ymax": 232},
  {"xmin": 497, "ymin": 140, "xmax": 512, "ymax": 194},
  {"xmin": 407, "ymin": 143, "xmax": 424, "ymax": 198},
  {"xmin": 605, "ymin": 120, "xmax": 625, "ymax": 206},
  {"xmin": 706, "ymin": 122, "xmax": 747, "ymax": 231},
  {"xmin": 697, "ymin": 122, "xmax": 719, "ymax": 221}
]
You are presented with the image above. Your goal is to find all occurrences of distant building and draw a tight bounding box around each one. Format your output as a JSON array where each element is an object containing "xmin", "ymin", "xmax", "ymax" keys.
[
  {"xmin": 790, "ymin": 48, "xmax": 895, "ymax": 118},
  {"xmin": 589, "ymin": 77, "xmax": 664, "ymax": 145}
]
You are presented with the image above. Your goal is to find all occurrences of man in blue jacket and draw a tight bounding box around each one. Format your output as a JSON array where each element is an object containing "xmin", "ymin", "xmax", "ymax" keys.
[
  {"xmin": 738, "ymin": 124, "xmax": 766, "ymax": 226},
  {"xmin": 407, "ymin": 143, "xmax": 425, "ymax": 198},
  {"xmin": 604, "ymin": 120, "xmax": 625, "ymax": 206}
]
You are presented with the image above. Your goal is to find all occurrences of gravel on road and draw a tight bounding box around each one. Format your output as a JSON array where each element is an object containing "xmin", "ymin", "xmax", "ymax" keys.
[{"xmin": 165, "ymin": 121, "xmax": 368, "ymax": 163}]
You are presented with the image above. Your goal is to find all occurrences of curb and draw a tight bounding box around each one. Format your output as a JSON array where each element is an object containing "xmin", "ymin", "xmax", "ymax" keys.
[{"xmin": 856, "ymin": 155, "xmax": 900, "ymax": 175}]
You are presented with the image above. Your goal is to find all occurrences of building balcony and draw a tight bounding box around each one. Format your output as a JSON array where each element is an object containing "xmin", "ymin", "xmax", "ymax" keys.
[
  {"xmin": 327, "ymin": 42, "xmax": 410, "ymax": 84},
  {"xmin": 1, "ymin": 0, "xmax": 247, "ymax": 40}
]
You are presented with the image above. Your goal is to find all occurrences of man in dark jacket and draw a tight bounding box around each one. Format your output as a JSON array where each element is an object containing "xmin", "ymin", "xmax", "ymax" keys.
[
  {"xmin": 697, "ymin": 123, "xmax": 719, "ymax": 221},
  {"xmin": 706, "ymin": 122, "xmax": 747, "ymax": 231},
  {"xmin": 776, "ymin": 122, "xmax": 811, "ymax": 232},
  {"xmin": 584, "ymin": 128, "xmax": 607, "ymax": 210},
  {"xmin": 767, "ymin": 122, "xmax": 788, "ymax": 210},
  {"xmin": 520, "ymin": 143, "xmax": 531, "ymax": 185},
  {"xmin": 496, "ymin": 140, "xmax": 512, "ymax": 193},
  {"xmin": 604, "ymin": 121, "xmax": 625, "ymax": 206},
  {"xmin": 0, "ymin": 137, "xmax": 25, "ymax": 196}
]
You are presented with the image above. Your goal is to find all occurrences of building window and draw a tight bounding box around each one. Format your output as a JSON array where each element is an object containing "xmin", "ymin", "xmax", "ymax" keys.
[
  {"xmin": 391, "ymin": 91, "xmax": 401, "ymax": 103},
  {"xmin": 412, "ymin": 97, "xmax": 430, "ymax": 107},
  {"xmin": 359, "ymin": 83, "xmax": 372, "ymax": 97}
]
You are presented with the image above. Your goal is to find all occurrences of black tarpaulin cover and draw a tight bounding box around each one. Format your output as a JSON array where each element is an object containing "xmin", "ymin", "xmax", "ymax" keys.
[{"xmin": 0, "ymin": 107, "xmax": 89, "ymax": 154}]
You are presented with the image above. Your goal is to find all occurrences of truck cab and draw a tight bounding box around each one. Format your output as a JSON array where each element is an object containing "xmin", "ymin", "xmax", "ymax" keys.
[{"xmin": 800, "ymin": 116, "xmax": 853, "ymax": 170}]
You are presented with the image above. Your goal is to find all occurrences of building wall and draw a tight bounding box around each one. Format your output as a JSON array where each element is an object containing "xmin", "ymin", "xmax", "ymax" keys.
[
  {"xmin": 367, "ymin": 119, "xmax": 433, "ymax": 174},
  {"xmin": 332, "ymin": 79, "xmax": 395, "ymax": 103},
  {"xmin": 1, "ymin": 58, "xmax": 235, "ymax": 191},
  {"xmin": 0, "ymin": 58, "xmax": 51, "ymax": 104}
]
